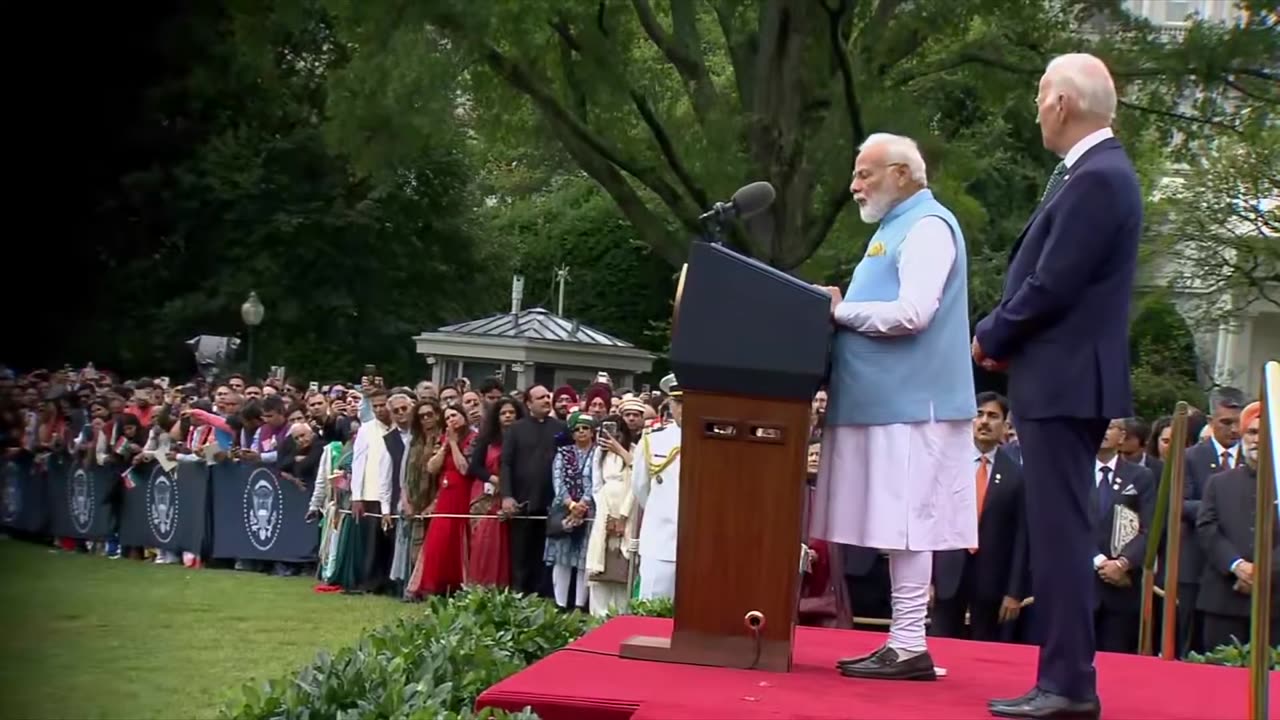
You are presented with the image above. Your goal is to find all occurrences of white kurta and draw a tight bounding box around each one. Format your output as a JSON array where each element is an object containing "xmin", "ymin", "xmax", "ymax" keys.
[{"xmin": 810, "ymin": 216, "xmax": 977, "ymax": 551}]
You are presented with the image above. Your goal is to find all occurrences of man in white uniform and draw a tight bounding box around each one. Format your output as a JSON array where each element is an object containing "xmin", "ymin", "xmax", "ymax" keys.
[
  {"xmin": 631, "ymin": 373, "xmax": 682, "ymax": 600},
  {"xmin": 814, "ymin": 133, "xmax": 977, "ymax": 680}
]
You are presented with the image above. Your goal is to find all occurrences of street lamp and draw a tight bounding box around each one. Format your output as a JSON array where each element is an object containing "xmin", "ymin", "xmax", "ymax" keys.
[{"xmin": 240, "ymin": 291, "xmax": 265, "ymax": 377}]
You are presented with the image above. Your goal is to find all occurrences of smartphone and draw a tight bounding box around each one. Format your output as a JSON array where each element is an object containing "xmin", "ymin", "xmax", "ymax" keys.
[
  {"xmin": 601, "ymin": 420, "xmax": 618, "ymax": 441},
  {"xmin": 308, "ymin": 381, "xmax": 319, "ymax": 393},
  {"xmin": 363, "ymin": 364, "xmax": 378, "ymax": 378}
]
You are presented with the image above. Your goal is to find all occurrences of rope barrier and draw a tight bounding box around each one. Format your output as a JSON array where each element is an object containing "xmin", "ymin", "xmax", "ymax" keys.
[{"xmin": 333, "ymin": 509, "xmax": 592, "ymax": 522}]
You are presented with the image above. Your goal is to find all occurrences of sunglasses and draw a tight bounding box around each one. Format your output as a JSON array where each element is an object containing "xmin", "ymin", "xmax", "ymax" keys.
[
  {"xmin": 391, "ymin": 406, "xmax": 412, "ymax": 414},
  {"xmin": 418, "ymin": 411, "xmax": 436, "ymax": 419},
  {"xmin": 573, "ymin": 426, "xmax": 593, "ymax": 432}
]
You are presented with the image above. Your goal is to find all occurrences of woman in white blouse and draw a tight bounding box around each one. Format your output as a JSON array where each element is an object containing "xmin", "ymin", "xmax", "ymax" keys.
[{"xmin": 585, "ymin": 414, "xmax": 638, "ymax": 615}]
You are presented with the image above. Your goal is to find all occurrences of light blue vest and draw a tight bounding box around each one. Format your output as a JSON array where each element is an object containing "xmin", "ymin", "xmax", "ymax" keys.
[{"xmin": 826, "ymin": 189, "xmax": 975, "ymax": 426}]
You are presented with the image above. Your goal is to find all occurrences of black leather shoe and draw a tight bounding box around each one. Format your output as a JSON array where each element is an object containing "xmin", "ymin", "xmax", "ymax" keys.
[
  {"xmin": 988, "ymin": 689, "xmax": 1100, "ymax": 719},
  {"xmin": 838, "ymin": 646, "xmax": 936, "ymax": 681},
  {"xmin": 988, "ymin": 687, "xmax": 1041, "ymax": 709},
  {"xmin": 834, "ymin": 644, "xmax": 887, "ymax": 669}
]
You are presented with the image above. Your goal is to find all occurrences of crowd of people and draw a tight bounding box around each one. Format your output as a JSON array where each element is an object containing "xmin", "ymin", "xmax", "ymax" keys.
[{"xmin": 0, "ymin": 364, "xmax": 683, "ymax": 616}]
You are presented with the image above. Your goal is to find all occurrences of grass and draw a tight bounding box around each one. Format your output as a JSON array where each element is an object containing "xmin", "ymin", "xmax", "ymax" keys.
[{"xmin": 0, "ymin": 539, "xmax": 418, "ymax": 720}]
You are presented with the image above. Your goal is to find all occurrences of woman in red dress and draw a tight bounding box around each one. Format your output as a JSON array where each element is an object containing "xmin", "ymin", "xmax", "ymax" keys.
[
  {"xmin": 465, "ymin": 397, "xmax": 525, "ymax": 586},
  {"xmin": 412, "ymin": 406, "xmax": 475, "ymax": 597}
]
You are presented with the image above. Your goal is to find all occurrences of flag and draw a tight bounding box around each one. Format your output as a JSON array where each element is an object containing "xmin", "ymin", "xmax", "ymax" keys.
[{"xmin": 121, "ymin": 467, "xmax": 137, "ymax": 490}]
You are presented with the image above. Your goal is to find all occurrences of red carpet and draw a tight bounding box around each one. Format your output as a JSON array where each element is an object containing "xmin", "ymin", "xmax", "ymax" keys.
[{"xmin": 478, "ymin": 617, "xmax": 1277, "ymax": 719}]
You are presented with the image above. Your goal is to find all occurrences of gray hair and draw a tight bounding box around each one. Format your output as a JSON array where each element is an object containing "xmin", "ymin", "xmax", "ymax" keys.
[
  {"xmin": 859, "ymin": 133, "xmax": 928, "ymax": 185},
  {"xmin": 1208, "ymin": 386, "xmax": 1246, "ymax": 411},
  {"xmin": 1045, "ymin": 53, "xmax": 1117, "ymax": 122}
]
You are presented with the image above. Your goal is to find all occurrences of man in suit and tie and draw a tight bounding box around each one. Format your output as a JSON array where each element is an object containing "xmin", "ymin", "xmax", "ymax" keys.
[
  {"xmin": 1174, "ymin": 386, "xmax": 1246, "ymax": 656},
  {"xmin": 1195, "ymin": 400, "xmax": 1277, "ymax": 650},
  {"xmin": 973, "ymin": 53, "xmax": 1142, "ymax": 719},
  {"xmin": 382, "ymin": 391, "xmax": 415, "ymax": 594},
  {"xmin": 1120, "ymin": 417, "xmax": 1163, "ymax": 480},
  {"xmin": 931, "ymin": 392, "xmax": 1029, "ymax": 642},
  {"xmin": 1091, "ymin": 419, "xmax": 1156, "ymax": 653}
]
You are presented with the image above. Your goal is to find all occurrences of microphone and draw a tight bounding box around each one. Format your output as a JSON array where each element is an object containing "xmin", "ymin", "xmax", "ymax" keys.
[{"xmin": 698, "ymin": 181, "xmax": 776, "ymax": 224}]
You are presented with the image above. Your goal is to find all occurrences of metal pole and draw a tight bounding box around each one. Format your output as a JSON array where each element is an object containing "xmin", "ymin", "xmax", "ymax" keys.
[
  {"xmin": 247, "ymin": 325, "xmax": 255, "ymax": 379},
  {"xmin": 1248, "ymin": 361, "xmax": 1278, "ymax": 720},
  {"xmin": 1159, "ymin": 402, "xmax": 1191, "ymax": 660},
  {"xmin": 1140, "ymin": 402, "xmax": 1188, "ymax": 656}
]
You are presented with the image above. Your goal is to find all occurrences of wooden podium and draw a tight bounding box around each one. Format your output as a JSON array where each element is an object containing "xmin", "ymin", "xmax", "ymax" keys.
[{"xmin": 619, "ymin": 242, "xmax": 832, "ymax": 672}]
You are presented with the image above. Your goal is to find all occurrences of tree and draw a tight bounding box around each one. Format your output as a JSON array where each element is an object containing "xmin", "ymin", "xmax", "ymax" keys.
[
  {"xmin": 76, "ymin": 1, "xmax": 491, "ymax": 382},
  {"xmin": 1129, "ymin": 293, "xmax": 1206, "ymax": 420},
  {"xmin": 310, "ymin": 0, "xmax": 1275, "ymax": 274},
  {"xmin": 485, "ymin": 174, "xmax": 678, "ymax": 355},
  {"xmin": 1144, "ymin": 124, "xmax": 1279, "ymax": 326}
]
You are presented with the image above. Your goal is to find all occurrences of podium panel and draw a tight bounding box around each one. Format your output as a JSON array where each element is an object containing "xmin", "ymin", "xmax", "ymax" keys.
[{"xmin": 620, "ymin": 242, "xmax": 830, "ymax": 672}]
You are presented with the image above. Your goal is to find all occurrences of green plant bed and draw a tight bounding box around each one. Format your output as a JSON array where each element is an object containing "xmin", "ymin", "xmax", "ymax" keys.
[
  {"xmin": 1185, "ymin": 638, "xmax": 1280, "ymax": 669},
  {"xmin": 223, "ymin": 588, "xmax": 601, "ymax": 720}
]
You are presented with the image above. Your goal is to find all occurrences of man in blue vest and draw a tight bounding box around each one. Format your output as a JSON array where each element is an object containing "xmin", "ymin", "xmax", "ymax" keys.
[
  {"xmin": 975, "ymin": 53, "xmax": 1141, "ymax": 719},
  {"xmin": 814, "ymin": 132, "xmax": 977, "ymax": 681}
]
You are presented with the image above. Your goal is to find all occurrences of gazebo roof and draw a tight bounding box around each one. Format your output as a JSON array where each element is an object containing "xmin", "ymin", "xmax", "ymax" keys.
[{"xmin": 436, "ymin": 308, "xmax": 637, "ymax": 348}]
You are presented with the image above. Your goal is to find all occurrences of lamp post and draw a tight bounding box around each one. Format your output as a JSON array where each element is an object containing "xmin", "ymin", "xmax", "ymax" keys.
[{"xmin": 240, "ymin": 291, "xmax": 265, "ymax": 378}]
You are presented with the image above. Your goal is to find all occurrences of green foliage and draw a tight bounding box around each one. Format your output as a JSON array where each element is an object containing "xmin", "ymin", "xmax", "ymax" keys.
[
  {"xmin": 306, "ymin": 0, "xmax": 1274, "ymax": 280},
  {"xmin": 81, "ymin": 1, "xmax": 493, "ymax": 383},
  {"xmin": 1186, "ymin": 637, "xmax": 1280, "ymax": 670},
  {"xmin": 223, "ymin": 588, "xmax": 595, "ymax": 720},
  {"xmin": 625, "ymin": 596, "xmax": 675, "ymax": 618},
  {"xmin": 1129, "ymin": 293, "xmax": 1206, "ymax": 419},
  {"xmin": 485, "ymin": 175, "xmax": 677, "ymax": 355},
  {"xmin": 1145, "ymin": 123, "xmax": 1280, "ymax": 327}
]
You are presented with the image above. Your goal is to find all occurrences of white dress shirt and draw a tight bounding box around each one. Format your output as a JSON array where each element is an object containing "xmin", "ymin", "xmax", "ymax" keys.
[
  {"xmin": 1210, "ymin": 436, "xmax": 1240, "ymax": 470},
  {"xmin": 1093, "ymin": 455, "xmax": 1120, "ymax": 568},
  {"xmin": 1063, "ymin": 127, "xmax": 1114, "ymax": 168},
  {"xmin": 350, "ymin": 420, "xmax": 392, "ymax": 510}
]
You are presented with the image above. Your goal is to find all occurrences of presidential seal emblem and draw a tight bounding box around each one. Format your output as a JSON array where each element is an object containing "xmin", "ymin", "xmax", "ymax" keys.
[
  {"xmin": 2, "ymin": 463, "xmax": 20, "ymax": 526},
  {"xmin": 69, "ymin": 467, "xmax": 94, "ymax": 535},
  {"xmin": 243, "ymin": 467, "xmax": 282, "ymax": 551},
  {"xmin": 147, "ymin": 467, "xmax": 178, "ymax": 544}
]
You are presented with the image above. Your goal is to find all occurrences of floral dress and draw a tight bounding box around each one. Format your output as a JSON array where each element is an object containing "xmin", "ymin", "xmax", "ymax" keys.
[{"xmin": 543, "ymin": 444, "xmax": 595, "ymax": 570}]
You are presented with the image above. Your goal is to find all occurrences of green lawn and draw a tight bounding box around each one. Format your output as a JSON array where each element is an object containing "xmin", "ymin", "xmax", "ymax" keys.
[{"xmin": 0, "ymin": 539, "xmax": 417, "ymax": 720}]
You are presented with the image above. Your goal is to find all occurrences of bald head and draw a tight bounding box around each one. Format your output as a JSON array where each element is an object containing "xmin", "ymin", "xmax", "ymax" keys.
[
  {"xmin": 1037, "ymin": 53, "xmax": 1116, "ymax": 156},
  {"xmin": 1045, "ymin": 54, "xmax": 1116, "ymax": 121}
]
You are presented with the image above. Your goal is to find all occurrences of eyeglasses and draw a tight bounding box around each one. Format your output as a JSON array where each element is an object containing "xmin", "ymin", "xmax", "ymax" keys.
[
  {"xmin": 418, "ymin": 412, "xmax": 435, "ymax": 420},
  {"xmin": 391, "ymin": 406, "xmax": 412, "ymax": 414}
]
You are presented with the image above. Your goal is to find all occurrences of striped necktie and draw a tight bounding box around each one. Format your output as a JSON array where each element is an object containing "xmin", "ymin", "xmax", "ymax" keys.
[{"xmin": 1040, "ymin": 161, "xmax": 1068, "ymax": 203}]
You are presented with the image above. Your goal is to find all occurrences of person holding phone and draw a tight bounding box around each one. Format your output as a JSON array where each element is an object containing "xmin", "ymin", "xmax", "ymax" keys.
[
  {"xmin": 464, "ymin": 397, "xmax": 525, "ymax": 588},
  {"xmin": 411, "ymin": 405, "xmax": 476, "ymax": 597},
  {"xmin": 586, "ymin": 415, "xmax": 638, "ymax": 615}
]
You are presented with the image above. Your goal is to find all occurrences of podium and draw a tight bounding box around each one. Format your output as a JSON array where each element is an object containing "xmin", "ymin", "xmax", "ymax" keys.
[{"xmin": 619, "ymin": 242, "xmax": 832, "ymax": 672}]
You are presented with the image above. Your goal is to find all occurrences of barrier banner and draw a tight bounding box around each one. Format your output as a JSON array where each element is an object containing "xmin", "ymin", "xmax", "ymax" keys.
[
  {"xmin": 210, "ymin": 462, "xmax": 316, "ymax": 562},
  {"xmin": 119, "ymin": 462, "xmax": 209, "ymax": 552},
  {"xmin": 0, "ymin": 459, "xmax": 50, "ymax": 534},
  {"xmin": 49, "ymin": 459, "xmax": 119, "ymax": 539}
]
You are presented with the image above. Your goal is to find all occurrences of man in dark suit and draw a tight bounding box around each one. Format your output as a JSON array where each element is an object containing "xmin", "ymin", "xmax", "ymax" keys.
[
  {"xmin": 1195, "ymin": 401, "xmax": 1276, "ymax": 650},
  {"xmin": 931, "ymin": 392, "xmax": 1029, "ymax": 642},
  {"xmin": 1174, "ymin": 387, "xmax": 1246, "ymax": 656},
  {"xmin": 1091, "ymin": 419, "xmax": 1156, "ymax": 653},
  {"xmin": 973, "ymin": 53, "xmax": 1142, "ymax": 719},
  {"xmin": 1120, "ymin": 417, "xmax": 1162, "ymax": 480},
  {"xmin": 842, "ymin": 545, "xmax": 892, "ymax": 631}
]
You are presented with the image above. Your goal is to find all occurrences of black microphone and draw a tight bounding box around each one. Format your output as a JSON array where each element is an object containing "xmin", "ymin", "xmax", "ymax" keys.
[{"xmin": 698, "ymin": 181, "xmax": 776, "ymax": 224}]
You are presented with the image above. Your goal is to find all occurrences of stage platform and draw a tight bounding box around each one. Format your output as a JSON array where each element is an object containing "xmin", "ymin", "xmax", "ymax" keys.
[{"xmin": 477, "ymin": 617, "xmax": 1276, "ymax": 719}]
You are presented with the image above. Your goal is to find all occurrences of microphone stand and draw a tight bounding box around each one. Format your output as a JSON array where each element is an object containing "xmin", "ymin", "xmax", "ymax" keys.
[{"xmin": 699, "ymin": 211, "xmax": 729, "ymax": 246}]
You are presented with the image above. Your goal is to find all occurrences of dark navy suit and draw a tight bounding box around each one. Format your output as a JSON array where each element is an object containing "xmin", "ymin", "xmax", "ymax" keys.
[{"xmin": 975, "ymin": 136, "xmax": 1142, "ymax": 702}]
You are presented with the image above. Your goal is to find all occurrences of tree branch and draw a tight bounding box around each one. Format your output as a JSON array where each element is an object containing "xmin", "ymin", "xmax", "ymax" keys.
[
  {"xmin": 822, "ymin": 0, "xmax": 866, "ymax": 149},
  {"xmin": 1117, "ymin": 99, "xmax": 1243, "ymax": 134},
  {"xmin": 630, "ymin": 0, "xmax": 717, "ymax": 123},
  {"xmin": 711, "ymin": 0, "xmax": 757, "ymax": 111}
]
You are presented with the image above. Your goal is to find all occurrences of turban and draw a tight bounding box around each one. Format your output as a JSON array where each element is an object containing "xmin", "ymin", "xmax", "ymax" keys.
[
  {"xmin": 553, "ymin": 385, "xmax": 578, "ymax": 404},
  {"xmin": 1241, "ymin": 401, "xmax": 1261, "ymax": 432},
  {"xmin": 619, "ymin": 398, "xmax": 647, "ymax": 415},
  {"xmin": 583, "ymin": 382, "xmax": 612, "ymax": 412}
]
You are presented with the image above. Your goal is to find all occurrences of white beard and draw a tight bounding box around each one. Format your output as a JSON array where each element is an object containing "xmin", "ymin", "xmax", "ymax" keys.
[{"xmin": 857, "ymin": 195, "xmax": 893, "ymax": 224}]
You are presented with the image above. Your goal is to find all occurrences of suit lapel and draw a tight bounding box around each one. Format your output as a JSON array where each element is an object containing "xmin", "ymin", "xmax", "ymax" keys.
[{"xmin": 1007, "ymin": 138, "xmax": 1121, "ymax": 265}]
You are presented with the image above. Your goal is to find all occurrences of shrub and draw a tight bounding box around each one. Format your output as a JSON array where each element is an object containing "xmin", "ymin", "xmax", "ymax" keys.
[
  {"xmin": 1186, "ymin": 638, "xmax": 1280, "ymax": 669},
  {"xmin": 222, "ymin": 588, "xmax": 597, "ymax": 720}
]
